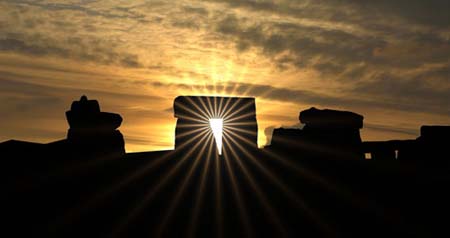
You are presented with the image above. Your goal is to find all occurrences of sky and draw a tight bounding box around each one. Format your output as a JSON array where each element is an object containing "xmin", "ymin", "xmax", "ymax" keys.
[{"xmin": 0, "ymin": 0, "xmax": 449, "ymax": 152}]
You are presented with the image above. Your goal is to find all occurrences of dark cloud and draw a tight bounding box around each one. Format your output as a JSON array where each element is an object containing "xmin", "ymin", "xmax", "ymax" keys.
[
  {"xmin": 0, "ymin": 58, "xmax": 109, "ymax": 77},
  {"xmin": 208, "ymin": 0, "xmax": 449, "ymax": 28},
  {"xmin": 0, "ymin": 36, "xmax": 143, "ymax": 68},
  {"xmin": 344, "ymin": 0, "xmax": 450, "ymax": 27},
  {"xmin": 172, "ymin": 20, "xmax": 201, "ymax": 29},
  {"xmin": 7, "ymin": 0, "xmax": 147, "ymax": 21},
  {"xmin": 208, "ymin": 0, "xmax": 449, "ymax": 76},
  {"xmin": 207, "ymin": 0, "xmax": 281, "ymax": 13},
  {"xmin": 213, "ymin": 14, "xmax": 387, "ymax": 71},
  {"xmin": 120, "ymin": 55, "xmax": 142, "ymax": 68},
  {"xmin": 0, "ymin": 76, "xmax": 163, "ymax": 103},
  {"xmin": 2, "ymin": 94, "xmax": 63, "ymax": 116},
  {"xmin": 203, "ymin": 2, "xmax": 450, "ymax": 118},
  {"xmin": 0, "ymin": 38, "xmax": 70, "ymax": 57},
  {"xmin": 182, "ymin": 5, "xmax": 209, "ymax": 15},
  {"xmin": 364, "ymin": 123, "xmax": 418, "ymax": 137},
  {"xmin": 351, "ymin": 73, "xmax": 450, "ymax": 112}
]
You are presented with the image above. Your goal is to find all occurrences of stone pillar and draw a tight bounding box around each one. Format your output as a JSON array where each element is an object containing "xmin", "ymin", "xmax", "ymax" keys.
[
  {"xmin": 173, "ymin": 96, "xmax": 258, "ymax": 157},
  {"xmin": 298, "ymin": 107, "xmax": 364, "ymax": 160},
  {"xmin": 415, "ymin": 125, "xmax": 450, "ymax": 161},
  {"xmin": 65, "ymin": 95, "xmax": 125, "ymax": 156},
  {"xmin": 268, "ymin": 107, "xmax": 364, "ymax": 160}
]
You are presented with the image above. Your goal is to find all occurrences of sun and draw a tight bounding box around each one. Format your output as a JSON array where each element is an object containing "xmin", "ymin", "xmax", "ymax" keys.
[{"xmin": 209, "ymin": 118, "xmax": 224, "ymax": 155}]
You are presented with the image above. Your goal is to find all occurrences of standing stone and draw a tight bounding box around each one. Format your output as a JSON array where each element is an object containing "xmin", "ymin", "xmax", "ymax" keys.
[
  {"xmin": 299, "ymin": 107, "xmax": 364, "ymax": 160},
  {"xmin": 173, "ymin": 96, "xmax": 258, "ymax": 157},
  {"xmin": 65, "ymin": 95, "xmax": 125, "ymax": 156},
  {"xmin": 269, "ymin": 107, "xmax": 364, "ymax": 160},
  {"xmin": 299, "ymin": 107, "xmax": 363, "ymax": 129},
  {"xmin": 415, "ymin": 125, "xmax": 450, "ymax": 161}
]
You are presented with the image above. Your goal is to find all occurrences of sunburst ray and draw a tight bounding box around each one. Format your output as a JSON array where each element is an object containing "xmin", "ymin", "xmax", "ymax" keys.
[
  {"xmin": 222, "ymin": 133, "xmax": 287, "ymax": 236},
  {"xmin": 222, "ymin": 147, "xmax": 253, "ymax": 237},
  {"xmin": 156, "ymin": 134, "xmax": 214, "ymax": 236},
  {"xmin": 223, "ymin": 131, "xmax": 333, "ymax": 235},
  {"xmin": 187, "ymin": 135, "xmax": 215, "ymax": 238},
  {"xmin": 222, "ymin": 100, "xmax": 255, "ymax": 121},
  {"xmin": 185, "ymin": 96, "xmax": 213, "ymax": 119},
  {"xmin": 214, "ymin": 148, "xmax": 224, "ymax": 238},
  {"xmin": 111, "ymin": 130, "xmax": 211, "ymax": 236}
]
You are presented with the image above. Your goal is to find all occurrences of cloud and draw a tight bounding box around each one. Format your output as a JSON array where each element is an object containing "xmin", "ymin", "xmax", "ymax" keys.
[
  {"xmin": 263, "ymin": 125, "xmax": 276, "ymax": 145},
  {"xmin": 344, "ymin": 0, "xmax": 450, "ymax": 27},
  {"xmin": 182, "ymin": 5, "xmax": 209, "ymax": 15},
  {"xmin": 0, "ymin": 36, "xmax": 143, "ymax": 68},
  {"xmin": 0, "ymin": 2, "xmax": 147, "ymax": 68},
  {"xmin": 213, "ymin": 13, "xmax": 384, "ymax": 73},
  {"xmin": 364, "ymin": 123, "xmax": 418, "ymax": 137},
  {"xmin": 350, "ymin": 71, "xmax": 450, "ymax": 114},
  {"xmin": 208, "ymin": 0, "xmax": 449, "ymax": 28},
  {"xmin": 1, "ymin": 0, "xmax": 449, "ymax": 150},
  {"xmin": 212, "ymin": 11, "xmax": 448, "ymax": 72},
  {"xmin": 201, "ymin": 2, "xmax": 449, "ymax": 120},
  {"xmin": 0, "ymin": 38, "xmax": 69, "ymax": 57},
  {"xmin": 0, "ymin": 76, "xmax": 163, "ymax": 105},
  {"xmin": 4, "ymin": 0, "xmax": 147, "ymax": 21},
  {"xmin": 150, "ymin": 80, "xmax": 449, "ymax": 115},
  {"xmin": 207, "ymin": 0, "xmax": 449, "ymax": 77}
]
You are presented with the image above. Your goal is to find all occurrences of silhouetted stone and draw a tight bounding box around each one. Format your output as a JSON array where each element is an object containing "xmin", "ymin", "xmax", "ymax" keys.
[
  {"xmin": 173, "ymin": 96, "xmax": 257, "ymax": 156},
  {"xmin": 3, "ymin": 95, "xmax": 450, "ymax": 237},
  {"xmin": 415, "ymin": 125, "xmax": 450, "ymax": 161},
  {"xmin": 270, "ymin": 128, "xmax": 305, "ymax": 148},
  {"xmin": 66, "ymin": 95, "xmax": 122, "ymax": 130},
  {"xmin": 300, "ymin": 107, "xmax": 364, "ymax": 160},
  {"xmin": 300, "ymin": 107, "xmax": 363, "ymax": 129},
  {"xmin": 419, "ymin": 125, "xmax": 450, "ymax": 141},
  {"xmin": 396, "ymin": 140, "xmax": 418, "ymax": 160},
  {"xmin": 268, "ymin": 107, "xmax": 364, "ymax": 160},
  {"xmin": 65, "ymin": 95, "xmax": 125, "ymax": 155}
]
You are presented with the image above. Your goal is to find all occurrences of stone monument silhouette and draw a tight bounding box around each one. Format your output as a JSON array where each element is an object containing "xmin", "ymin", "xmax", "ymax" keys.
[
  {"xmin": 173, "ymin": 96, "xmax": 258, "ymax": 156},
  {"xmin": 66, "ymin": 95, "xmax": 125, "ymax": 156},
  {"xmin": 269, "ymin": 107, "xmax": 364, "ymax": 160}
]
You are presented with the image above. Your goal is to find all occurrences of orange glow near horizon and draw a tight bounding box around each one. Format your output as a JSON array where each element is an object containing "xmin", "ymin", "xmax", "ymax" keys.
[{"xmin": 1, "ymin": 1, "xmax": 449, "ymax": 153}]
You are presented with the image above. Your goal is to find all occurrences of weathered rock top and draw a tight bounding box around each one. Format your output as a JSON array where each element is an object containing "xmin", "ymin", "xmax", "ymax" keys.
[
  {"xmin": 66, "ymin": 95, "xmax": 122, "ymax": 130},
  {"xmin": 299, "ymin": 107, "xmax": 363, "ymax": 129},
  {"xmin": 173, "ymin": 96, "xmax": 256, "ymax": 119}
]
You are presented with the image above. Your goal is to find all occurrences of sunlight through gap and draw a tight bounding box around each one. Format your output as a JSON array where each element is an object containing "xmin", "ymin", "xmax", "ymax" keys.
[{"xmin": 209, "ymin": 118, "xmax": 223, "ymax": 155}]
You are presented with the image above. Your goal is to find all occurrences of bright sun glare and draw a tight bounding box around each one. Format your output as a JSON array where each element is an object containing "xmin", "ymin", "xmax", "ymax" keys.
[{"xmin": 209, "ymin": 118, "xmax": 223, "ymax": 155}]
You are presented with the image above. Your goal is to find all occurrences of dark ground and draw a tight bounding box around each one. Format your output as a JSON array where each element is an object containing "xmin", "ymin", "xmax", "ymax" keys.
[{"xmin": 2, "ymin": 143, "xmax": 450, "ymax": 237}]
